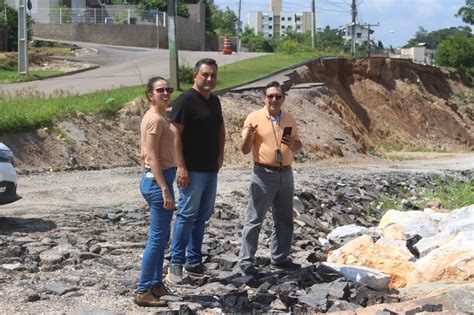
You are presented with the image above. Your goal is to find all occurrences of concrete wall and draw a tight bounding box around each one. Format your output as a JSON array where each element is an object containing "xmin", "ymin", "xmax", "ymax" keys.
[
  {"xmin": 32, "ymin": 14, "xmax": 205, "ymax": 50},
  {"xmin": 186, "ymin": 2, "xmax": 204, "ymax": 23}
]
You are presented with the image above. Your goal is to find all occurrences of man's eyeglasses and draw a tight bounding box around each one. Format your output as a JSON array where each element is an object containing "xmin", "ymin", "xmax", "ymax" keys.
[
  {"xmin": 266, "ymin": 94, "xmax": 283, "ymax": 101},
  {"xmin": 201, "ymin": 72, "xmax": 216, "ymax": 79},
  {"xmin": 155, "ymin": 87, "xmax": 174, "ymax": 94}
]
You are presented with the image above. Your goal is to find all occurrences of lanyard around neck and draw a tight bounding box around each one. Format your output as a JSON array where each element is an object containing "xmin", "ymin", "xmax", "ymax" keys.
[{"xmin": 270, "ymin": 114, "xmax": 281, "ymax": 151}]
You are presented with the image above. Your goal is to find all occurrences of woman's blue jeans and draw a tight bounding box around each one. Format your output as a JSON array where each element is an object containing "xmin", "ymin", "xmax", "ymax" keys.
[
  {"xmin": 170, "ymin": 171, "xmax": 218, "ymax": 266},
  {"xmin": 137, "ymin": 167, "xmax": 176, "ymax": 291}
]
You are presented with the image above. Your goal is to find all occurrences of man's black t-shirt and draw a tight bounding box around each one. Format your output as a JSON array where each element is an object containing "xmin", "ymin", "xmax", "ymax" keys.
[{"xmin": 170, "ymin": 88, "xmax": 223, "ymax": 172}]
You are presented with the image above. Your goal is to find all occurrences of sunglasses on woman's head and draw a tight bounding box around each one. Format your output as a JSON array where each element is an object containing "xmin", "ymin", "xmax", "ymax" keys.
[{"xmin": 155, "ymin": 87, "xmax": 174, "ymax": 94}]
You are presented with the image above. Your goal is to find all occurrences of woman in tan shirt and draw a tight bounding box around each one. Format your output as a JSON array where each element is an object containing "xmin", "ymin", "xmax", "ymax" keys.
[{"xmin": 135, "ymin": 77, "xmax": 176, "ymax": 307}]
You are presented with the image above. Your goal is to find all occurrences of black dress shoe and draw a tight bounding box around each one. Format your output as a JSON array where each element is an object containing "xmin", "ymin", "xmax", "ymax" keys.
[
  {"xmin": 271, "ymin": 260, "xmax": 301, "ymax": 270},
  {"xmin": 240, "ymin": 264, "xmax": 258, "ymax": 276}
]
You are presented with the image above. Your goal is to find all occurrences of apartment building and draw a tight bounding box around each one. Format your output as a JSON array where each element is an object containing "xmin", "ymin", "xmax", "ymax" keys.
[{"xmin": 247, "ymin": 0, "xmax": 312, "ymax": 38}]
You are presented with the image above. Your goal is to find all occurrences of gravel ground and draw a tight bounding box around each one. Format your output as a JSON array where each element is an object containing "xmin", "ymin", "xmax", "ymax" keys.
[
  {"xmin": 0, "ymin": 154, "xmax": 472, "ymax": 314},
  {"xmin": 4, "ymin": 153, "xmax": 473, "ymax": 218}
]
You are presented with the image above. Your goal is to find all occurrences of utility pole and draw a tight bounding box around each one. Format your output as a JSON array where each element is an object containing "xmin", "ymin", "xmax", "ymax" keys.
[
  {"xmin": 168, "ymin": 0, "xmax": 179, "ymax": 90},
  {"xmin": 311, "ymin": 0, "xmax": 316, "ymax": 48},
  {"xmin": 351, "ymin": 0, "xmax": 357, "ymax": 57},
  {"xmin": 237, "ymin": 0, "xmax": 241, "ymax": 53},
  {"xmin": 18, "ymin": 0, "xmax": 28, "ymax": 74},
  {"xmin": 365, "ymin": 23, "xmax": 379, "ymax": 57}
]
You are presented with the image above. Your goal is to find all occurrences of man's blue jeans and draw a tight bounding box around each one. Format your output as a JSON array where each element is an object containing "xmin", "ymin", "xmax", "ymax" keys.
[
  {"xmin": 170, "ymin": 171, "xmax": 218, "ymax": 266},
  {"xmin": 137, "ymin": 167, "xmax": 176, "ymax": 291}
]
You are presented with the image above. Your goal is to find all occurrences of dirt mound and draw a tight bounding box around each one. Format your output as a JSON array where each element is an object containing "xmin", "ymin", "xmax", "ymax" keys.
[{"xmin": 1, "ymin": 58, "xmax": 472, "ymax": 173}]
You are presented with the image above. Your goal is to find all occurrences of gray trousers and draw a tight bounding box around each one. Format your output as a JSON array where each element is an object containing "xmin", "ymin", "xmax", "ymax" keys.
[{"xmin": 239, "ymin": 164, "xmax": 294, "ymax": 266}]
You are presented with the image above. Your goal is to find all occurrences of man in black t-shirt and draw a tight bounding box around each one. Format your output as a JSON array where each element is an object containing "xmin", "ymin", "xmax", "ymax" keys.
[{"xmin": 166, "ymin": 58, "xmax": 225, "ymax": 284}]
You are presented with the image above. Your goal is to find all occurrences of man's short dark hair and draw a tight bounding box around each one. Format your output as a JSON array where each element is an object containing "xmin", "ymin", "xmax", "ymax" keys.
[
  {"xmin": 264, "ymin": 81, "xmax": 285, "ymax": 95},
  {"xmin": 195, "ymin": 58, "xmax": 218, "ymax": 71}
]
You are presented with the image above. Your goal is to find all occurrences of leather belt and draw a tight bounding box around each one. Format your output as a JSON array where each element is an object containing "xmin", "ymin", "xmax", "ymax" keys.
[{"xmin": 254, "ymin": 162, "xmax": 291, "ymax": 172}]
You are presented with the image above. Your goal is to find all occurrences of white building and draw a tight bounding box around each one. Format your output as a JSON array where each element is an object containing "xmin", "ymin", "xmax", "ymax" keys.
[
  {"xmin": 391, "ymin": 44, "xmax": 436, "ymax": 66},
  {"xmin": 247, "ymin": 0, "xmax": 312, "ymax": 38},
  {"xmin": 340, "ymin": 24, "xmax": 374, "ymax": 45}
]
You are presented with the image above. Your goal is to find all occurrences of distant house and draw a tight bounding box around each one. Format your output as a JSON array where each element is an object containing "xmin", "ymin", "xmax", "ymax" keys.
[
  {"xmin": 247, "ymin": 0, "xmax": 313, "ymax": 38},
  {"xmin": 391, "ymin": 43, "xmax": 436, "ymax": 66},
  {"xmin": 340, "ymin": 24, "xmax": 374, "ymax": 45}
]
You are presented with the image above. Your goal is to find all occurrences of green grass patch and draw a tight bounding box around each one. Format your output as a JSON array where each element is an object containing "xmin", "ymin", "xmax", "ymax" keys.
[
  {"xmin": 215, "ymin": 52, "xmax": 319, "ymax": 89},
  {"xmin": 0, "ymin": 51, "xmax": 326, "ymax": 135},
  {"xmin": 423, "ymin": 175, "xmax": 474, "ymax": 210},
  {"xmin": 376, "ymin": 175, "xmax": 473, "ymax": 211},
  {"xmin": 376, "ymin": 142, "xmax": 451, "ymax": 159},
  {"xmin": 0, "ymin": 85, "xmax": 144, "ymax": 134},
  {"xmin": 376, "ymin": 194, "xmax": 400, "ymax": 210},
  {"xmin": 0, "ymin": 67, "xmax": 63, "ymax": 83}
]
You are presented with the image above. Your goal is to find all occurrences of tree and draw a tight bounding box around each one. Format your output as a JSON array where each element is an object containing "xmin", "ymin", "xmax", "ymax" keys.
[
  {"xmin": 203, "ymin": 0, "xmax": 217, "ymax": 34},
  {"xmin": 210, "ymin": 6, "xmax": 237, "ymax": 36},
  {"xmin": 405, "ymin": 26, "xmax": 472, "ymax": 49},
  {"xmin": 456, "ymin": 0, "xmax": 474, "ymax": 25},
  {"xmin": 436, "ymin": 34, "xmax": 474, "ymax": 72},
  {"xmin": 317, "ymin": 26, "xmax": 345, "ymax": 50},
  {"xmin": 404, "ymin": 26, "xmax": 429, "ymax": 48},
  {"xmin": 0, "ymin": 0, "xmax": 32, "ymax": 51}
]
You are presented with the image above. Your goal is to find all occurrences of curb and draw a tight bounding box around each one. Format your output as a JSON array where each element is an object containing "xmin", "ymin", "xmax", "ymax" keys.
[{"xmin": 30, "ymin": 64, "xmax": 100, "ymax": 82}]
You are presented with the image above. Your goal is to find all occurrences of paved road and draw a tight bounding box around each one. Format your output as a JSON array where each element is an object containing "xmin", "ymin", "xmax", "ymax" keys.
[
  {"xmin": 3, "ymin": 153, "xmax": 473, "ymax": 217},
  {"xmin": 0, "ymin": 40, "xmax": 268, "ymax": 96}
]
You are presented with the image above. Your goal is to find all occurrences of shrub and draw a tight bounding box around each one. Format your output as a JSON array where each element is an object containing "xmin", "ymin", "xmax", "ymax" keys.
[
  {"xmin": 0, "ymin": 54, "xmax": 17, "ymax": 68},
  {"xmin": 276, "ymin": 39, "xmax": 311, "ymax": 54},
  {"xmin": 178, "ymin": 59, "xmax": 194, "ymax": 84}
]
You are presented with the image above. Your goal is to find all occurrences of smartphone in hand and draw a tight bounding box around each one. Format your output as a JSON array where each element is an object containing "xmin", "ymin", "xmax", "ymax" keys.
[{"xmin": 281, "ymin": 127, "xmax": 292, "ymax": 142}]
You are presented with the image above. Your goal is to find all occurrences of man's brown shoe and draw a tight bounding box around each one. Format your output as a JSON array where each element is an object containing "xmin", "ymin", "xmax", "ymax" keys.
[
  {"xmin": 151, "ymin": 282, "xmax": 176, "ymax": 298},
  {"xmin": 134, "ymin": 289, "xmax": 168, "ymax": 307}
]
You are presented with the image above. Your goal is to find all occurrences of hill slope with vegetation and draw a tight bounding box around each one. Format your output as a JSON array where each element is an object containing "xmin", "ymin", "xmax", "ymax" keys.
[{"xmin": 0, "ymin": 57, "xmax": 472, "ymax": 173}]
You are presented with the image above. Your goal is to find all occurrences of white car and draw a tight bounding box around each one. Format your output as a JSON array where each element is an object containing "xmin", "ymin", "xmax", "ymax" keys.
[{"xmin": 0, "ymin": 143, "xmax": 21, "ymax": 205}]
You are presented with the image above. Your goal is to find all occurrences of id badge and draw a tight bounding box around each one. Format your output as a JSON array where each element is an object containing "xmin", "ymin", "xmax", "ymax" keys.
[{"xmin": 275, "ymin": 149, "xmax": 283, "ymax": 163}]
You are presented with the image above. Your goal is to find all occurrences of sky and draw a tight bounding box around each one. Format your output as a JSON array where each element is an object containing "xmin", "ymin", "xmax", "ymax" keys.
[{"xmin": 213, "ymin": 0, "xmax": 471, "ymax": 48}]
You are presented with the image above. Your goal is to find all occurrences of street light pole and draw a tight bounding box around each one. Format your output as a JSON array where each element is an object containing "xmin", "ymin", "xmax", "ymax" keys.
[
  {"xmin": 236, "ymin": 0, "xmax": 241, "ymax": 53},
  {"xmin": 18, "ymin": 0, "xmax": 28, "ymax": 75},
  {"xmin": 311, "ymin": 0, "xmax": 316, "ymax": 49},
  {"xmin": 351, "ymin": 0, "xmax": 357, "ymax": 57},
  {"xmin": 365, "ymin": 23, "xmax": 379, "ymax": 57}
]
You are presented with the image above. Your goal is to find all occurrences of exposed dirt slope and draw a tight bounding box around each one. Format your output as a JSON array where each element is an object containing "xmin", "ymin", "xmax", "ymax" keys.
[
  {"xmin": 294, "ymin": 58, "xmax": 473, "ymax": 152},
  {"xmin": 1, "ymin": 58, "xmax": 472, "ymax": 173}
]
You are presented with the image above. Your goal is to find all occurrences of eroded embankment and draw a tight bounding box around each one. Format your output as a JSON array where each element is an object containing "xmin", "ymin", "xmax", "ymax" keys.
[
  {"xmin": 1, "ymin": 58, "xmax": 473, "ymax": 172},
  {"xmin": 293, "ymin": 58, "xmax": 473, "ymax": 153}
]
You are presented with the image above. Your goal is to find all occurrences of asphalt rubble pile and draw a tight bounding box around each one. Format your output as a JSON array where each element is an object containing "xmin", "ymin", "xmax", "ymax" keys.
[{"xmin": 0, "ymin": 169, "xmax": 472, "ymax": 314}]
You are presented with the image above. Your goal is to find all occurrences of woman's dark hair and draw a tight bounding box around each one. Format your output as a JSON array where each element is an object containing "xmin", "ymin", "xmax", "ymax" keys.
[
  {"xmin": 145, "ymin": 76, "xmax": 168, "ymax": 101},
  {"xmin": 194, "ymin": 58, "xmax": 218, "ymax": 71},
  {"xmin": 263, "ymin": 81, "xmax": 285, "ymax": 95}
]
